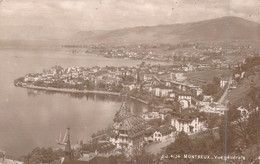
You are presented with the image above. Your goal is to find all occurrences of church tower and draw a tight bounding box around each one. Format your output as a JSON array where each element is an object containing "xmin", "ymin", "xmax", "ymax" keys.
[{"xmin": 64, "ymin": 127, "xmax": 73, "ymax": 159}]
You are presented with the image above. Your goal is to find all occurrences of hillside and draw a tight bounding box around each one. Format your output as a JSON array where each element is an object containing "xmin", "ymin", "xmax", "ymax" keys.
[
  {"xmin": 229, "ymin": 59, "xmax": 260, "ymax": 107},
  {"xmin": 71, "ymin": 16, "xmax": 260, "ymax": 45}
]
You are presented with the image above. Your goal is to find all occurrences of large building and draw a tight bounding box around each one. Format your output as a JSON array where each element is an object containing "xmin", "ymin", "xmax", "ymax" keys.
[
  {"xmin": 153, "ymin": 124, "xmax": 176, "ymax": 142},
  {"xmin": 171, "ymin": 109, "xmax": 206, "ymax": 134},
  {"xmin": 109, "ymin": 102, "xmax": 146, "ymax": 154}
]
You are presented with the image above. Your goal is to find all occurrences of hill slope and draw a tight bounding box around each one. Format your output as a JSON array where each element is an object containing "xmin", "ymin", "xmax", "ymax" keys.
[{"xmin": 72, "ymin": 16, "xmax": 260, "ymax": 45}]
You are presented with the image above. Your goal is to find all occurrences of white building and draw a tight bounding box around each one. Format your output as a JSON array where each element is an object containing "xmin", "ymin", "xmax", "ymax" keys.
[
  {"xmin": 178, "ymin": 94, "xmax": 192, "ymax": 109},
  {"xmin": 220, "ymin": 78, "xmax": 229, "ymax": 88},
  {"xmin": 141, "ymin": 112, "xmax": 161, "ymax": 121},
  {"xmin": 171, "ymin": 72, "xmax": 187, "ymax": 82},
  {"xmin": 237, "ymin": 106, "xmax": 249, "ymax": 118},
  {"xmin": 109, "ymin": 102, "xmax": 146, "ymax": 154},
  {"xmin": 171, "ymin": 111, "xmax": 206, "ymax": 134},
  {"xmin": 153, "ymin": 124, "xmax": 176, "ymax": 142},
  {"xmin": 200, "ymin": 95, "xmax": 213, "ymax": 106},
  {"xmin": 154, "ymin": 85, "xmax": 173, "ymax": 97},
  {"xmin": 208, "ymin": 103, "xmax": 227, "ymax": 115}
]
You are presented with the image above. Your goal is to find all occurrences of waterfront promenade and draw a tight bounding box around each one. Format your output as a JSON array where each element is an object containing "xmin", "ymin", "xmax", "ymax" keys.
[
  {"xmin": 23, "ymin": 85, "xmax": 121, "ymax": 96},
  {"xmin": 129, "ymin": 96, "xmax": 149, "ymax": 104},
  {"xmin": 21, "ymin": 85, "xmax": 150, "ymax": 105}
]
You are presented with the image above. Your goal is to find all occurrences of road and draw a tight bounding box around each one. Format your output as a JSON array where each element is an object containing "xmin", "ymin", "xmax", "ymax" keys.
[
  {"xmin": 146, "ymin": 137, "xmax": 175, "ymax": 155},
  {"xmin": 217, "ymin": 77, "xmax": 232, "ymax": 105},
  {"xmin": 0, "ymin": 158, "xmax": 23, "ymax": 164}
]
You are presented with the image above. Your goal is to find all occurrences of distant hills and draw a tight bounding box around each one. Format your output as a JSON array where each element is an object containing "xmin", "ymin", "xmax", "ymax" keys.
[{"xmin": 72, "ymin": 16, "xmax": 260, "ymax": 45}]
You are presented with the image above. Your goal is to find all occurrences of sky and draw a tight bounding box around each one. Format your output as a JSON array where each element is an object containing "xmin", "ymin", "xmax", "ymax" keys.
[{"xmin": 0, "ymin": 0, "xmax": 259, "ymax": 40}]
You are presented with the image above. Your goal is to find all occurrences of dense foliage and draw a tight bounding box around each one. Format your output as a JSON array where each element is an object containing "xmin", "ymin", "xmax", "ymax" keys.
[{"xmin": 22, "ymin": 147, "xmax": 64, "ymax": 164}]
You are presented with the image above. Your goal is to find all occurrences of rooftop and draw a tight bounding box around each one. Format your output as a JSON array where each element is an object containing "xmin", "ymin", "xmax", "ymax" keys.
[{"xmin": 157, "ymin": 124, "xmax": 176, "ymax": 135}]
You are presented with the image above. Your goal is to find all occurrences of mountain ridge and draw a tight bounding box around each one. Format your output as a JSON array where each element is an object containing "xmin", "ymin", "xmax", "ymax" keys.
[{"xmin": 71, "ymin": 16, "xmax": 260, "ymax": 45}]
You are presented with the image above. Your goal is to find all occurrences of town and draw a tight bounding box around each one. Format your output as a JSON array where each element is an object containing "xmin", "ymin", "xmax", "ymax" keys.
[
  {"xmin": 1, "ymin": 0, "xmax": 260, "ymax": 163},
  {"xmin": 12, "ymin": 56, "xmax": 260, "ymax": 163},
  {"xmin": 62, "ymin": 42, "xmax": 257, "ymax": 67}
]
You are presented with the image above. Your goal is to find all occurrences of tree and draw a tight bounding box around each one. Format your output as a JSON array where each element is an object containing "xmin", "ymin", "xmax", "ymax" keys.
[
  {"xmin": 203, "ymin": 83, "xmax": 218, "ymax": 96},
  {"xmin": 166, "ymin": 131, "xmax": 193, "ymax": 155},
  {"xmin": 207, "ymin": 114, "xmax": 221, "ymax": 129},
  {"xmin": 213, "ymin": 76, "xmax": 220, "ymax": 86},
  {"xmin": 23, "ymin": 147, "xmax": 63, "ymax": 164},
  {"xmin": 218, "ymin": 121, "xmax": 238, "ymax": 154},
  {"xmin": 247, "ymin": 109, "xmax": 260, "ymax": 146},
  {"xmin": 227, "ymin": 105, "xmax": 241, "ymax": 122},
  {"xmin": 130, "ymin": 145, "xmax": 156, "ymax": 164}
]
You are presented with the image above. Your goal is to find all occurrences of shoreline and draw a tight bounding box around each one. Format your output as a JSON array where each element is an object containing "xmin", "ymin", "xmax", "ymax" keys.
[
  {"xmin": 21, "ymin": 85, "xmax": 121, "ymax": 96},
  {"xmin": 129, "ymin": 96, "xmax": 149, "ymax": 105},
  {"xmin": 16, "ymin": 84, "xmax": 150, "ymax": 105}
]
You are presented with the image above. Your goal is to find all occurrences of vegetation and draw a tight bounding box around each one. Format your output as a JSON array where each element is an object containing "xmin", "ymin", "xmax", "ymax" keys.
[
  {"xmin": 22, "ymin": 147, "xmax": 64, "ymax": 164},
  {"xmin": 202, "ymin": 76, "xmax": 227, "ymax": 101},
  {"xmin": 165, "ymin": 107, "xmax": 260, "ymax": 164},
  {"xmin": 165, "ymin": 84, "xmax": 260, "ymax": 163}
]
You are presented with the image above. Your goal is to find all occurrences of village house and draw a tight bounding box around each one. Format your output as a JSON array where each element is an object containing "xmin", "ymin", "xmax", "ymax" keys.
[
  {"xmin": 200, "ymin": 95, "xmax": 213, "ymax": 106},
  {"xmin": 121, "ymin": 82, "xmax": 136, "ymax": 91},
  {"xmin": 141, "ymin": 112, "xmax": 161, "ymax": 121},
  {"xmin": 81, "ymin": 141, "xmax": 116, "ymax": 157},
  {"xmin": 190, "ymin": 87, "xmax": 203, "ymax": 96},
  {"xmin": 24, "ymin": 73, "xmax": 42, "ymax": 82},
  {"xmin": 220, "ymin": 78, "xmax": 229, "ymax": 88},
  {"xmin": 171, "ymin": 109, "xmax": 206, "ymax": 134},
  {"xmin": 109, "ymin": 102, "xmax": 146, "ymax": 154},
  {"xmin": 153, "ymin": 124, "xmax": 176, "ymax": 142},
  {"xmin": 170, "ymin": 72, "xmax": 187, "ymax": 82},
  {"xmin": 237, "ymin": 106, "xmax": 249, "ymax": 118},
  {"xmin": 201, "ymin": 102, "xmax": 227, "ymax": 115},
  {"xmin": 144, "ymin": 127, "xmax": 155, "ymax": 142},
  {"xmin": 159, "ymin": 108, "xmax": 173, "ymax": 120},
  {"xmin": 174, "ymin": 90, "xmax": 193, "ymax": 109},
  {"xmin": 209, "ymin": 103, "xmax": 227, "ymax": 115},
  {"xmin": 182, "ymin": 64, "xmax": 195, "ymax": 72},
  {"xmin": 153, "ymin": 85, "xmax": 173, "ymax": 97}
]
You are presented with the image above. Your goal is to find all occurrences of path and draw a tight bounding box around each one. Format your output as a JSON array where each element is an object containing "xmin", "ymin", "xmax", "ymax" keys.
[
  {"xmin": 146, "ymin": 137, "xmax": 175, "ymax": 154},
  {"xmin": 217, "ymin": 77, "xmax": 232, "ymax": 105}
]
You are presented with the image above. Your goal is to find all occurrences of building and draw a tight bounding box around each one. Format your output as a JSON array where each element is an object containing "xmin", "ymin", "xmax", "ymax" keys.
[
  {"xmin": 171, "ymin": 72, "xmax": 187, "ymax": 82},
  {"xmin": 191, "ymin": 87, "xmax": 203, "ymax": 96},
  {"xmin": 171, "ymin": 109, "xmax": 206, "ymax": 134},
  {"xmin": 144, "ymin": 127, "xmax": 156, "ymax": 142},
  {"xmin": 153, "ymin": 124, "xmax": 176, "ymax": 142},
  {"xmin": 220, "ymin": 78, "xmax": 229, "ymax": 88},
  {"xmin": 176, "ymin": 90, "xmax": 193, "ymax": 109},
  {"xmin": 141, "ymin": 112, "xmax": 161, "ymax": 121},
  {"xmin": 208, "ymin": 103, "xmax": 227, "ymax": 115},
  {"xmin": 81, "ymin": 141, "xmax": 116, "ymax": 156},
  {"xmin": 109, "ymin": 102, "xmax": 146, "ymax": 154},
  {"xmin": 154, "ymin": 85, "xmax": 172, "ymax": 97},
  {"xmin": 200, "ymin": 95, "xmax": 213, "ymax": 106},
  {"xmin": 62, "ymin": 154, "xmax": 115, "ymax": 164},
  {"xmin": 237, "ymin": 106, "xmax": 249, "ymax": 118}
]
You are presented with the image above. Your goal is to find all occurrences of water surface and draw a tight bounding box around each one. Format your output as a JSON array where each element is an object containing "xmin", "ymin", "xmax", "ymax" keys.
[{"xmin": 0, "ymin": 49, "xmax": 149, "ymax": 156}]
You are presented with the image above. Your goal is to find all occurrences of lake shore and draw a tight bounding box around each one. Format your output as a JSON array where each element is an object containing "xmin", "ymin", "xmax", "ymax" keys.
[
  {"xmin": 129, "ymin": 96, "xmax": 149, "ymax": 105},
  {"xmin": 22, "ymin": 85, "xmax": 121, "ymax": 96},
  {"xmin": 21, "ymin": 85, "xmax": 150, "ymax": 105}
]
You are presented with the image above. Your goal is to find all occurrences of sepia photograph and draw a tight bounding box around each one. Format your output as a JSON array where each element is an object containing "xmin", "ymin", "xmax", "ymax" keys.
[{"xmin": 0, "ymin": 0, "xmax": 260, "ymax": 163}]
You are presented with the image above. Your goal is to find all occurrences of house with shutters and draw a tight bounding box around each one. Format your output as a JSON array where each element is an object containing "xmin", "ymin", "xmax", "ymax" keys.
[
  {"xmin": 153, "ymin": 124, "xmax": 176, "ymax": 142},
  {"xmin": 171, "ymin": 109, "xmax": 206, "ymax": 134}
]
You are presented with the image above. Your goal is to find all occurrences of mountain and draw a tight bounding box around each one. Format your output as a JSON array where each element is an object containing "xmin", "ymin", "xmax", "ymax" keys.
[{"xmin": 72, "ymin": 16, "xmax": 260, "ymax": 45}]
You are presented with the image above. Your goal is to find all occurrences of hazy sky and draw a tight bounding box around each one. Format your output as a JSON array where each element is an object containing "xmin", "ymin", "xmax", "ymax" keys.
[{"xmin": 0, "ymin": 0, "xmax": 259, "ymax": 40}]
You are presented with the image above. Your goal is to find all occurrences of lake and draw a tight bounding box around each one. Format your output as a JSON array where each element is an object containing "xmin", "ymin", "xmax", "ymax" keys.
[{"xmin": 0, "ymin": 49, "xmax": 154, "ymax": 156}]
